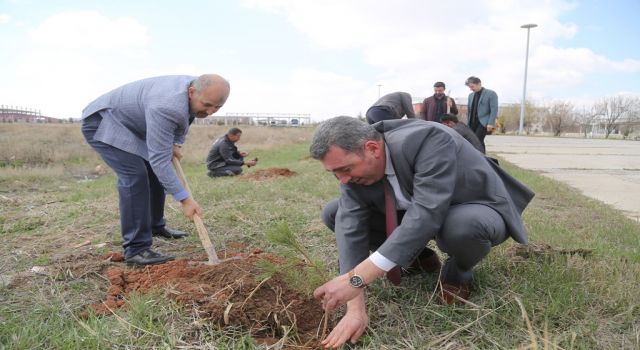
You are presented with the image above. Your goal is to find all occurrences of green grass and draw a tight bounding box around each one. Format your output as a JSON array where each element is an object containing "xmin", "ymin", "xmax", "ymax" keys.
[{"xmin": 1, "ymin": 126, "xmax": 639, "ymax": 349}]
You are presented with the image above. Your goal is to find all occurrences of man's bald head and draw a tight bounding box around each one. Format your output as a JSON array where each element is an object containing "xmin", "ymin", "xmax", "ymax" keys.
[
  {"xmin": 192, "ymin": 74, "xmax": 230, "ymax": 94},
  {"xmin": 188, "ymin": 74, "xmax": 231, "ymax": 118}
]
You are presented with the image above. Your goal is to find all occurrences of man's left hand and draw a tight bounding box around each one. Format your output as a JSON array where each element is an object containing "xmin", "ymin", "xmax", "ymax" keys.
[
  {"xmin": 313, "ymin": 274, "xmax": 362, "ymax": 312},
  {"xmin": 173, "ymin": 145, "xmax": 184, "ymax": 160},
  {"xmin": 240, "ymin": 151, "xmax": 248, "ymax": 157},
  {"xmin": 486, "ymin": 125, "xmax": 495, "ymax": 134}
]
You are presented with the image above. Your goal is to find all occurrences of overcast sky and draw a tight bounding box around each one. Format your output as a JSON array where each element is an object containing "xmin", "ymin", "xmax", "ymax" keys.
[{"xmin": 1, "ymin": 0, "xmax": 639, "ymax": 120}]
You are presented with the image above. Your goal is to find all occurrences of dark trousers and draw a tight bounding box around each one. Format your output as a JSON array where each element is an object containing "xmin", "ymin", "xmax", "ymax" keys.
[
  {"xmin": 366, "ymin": 106, "xmax": 395, "ymax": 124},
  {"xmin": 208, "ymin": 165, "xmax": 243, "ymax": 177},
  {"xmin": 471, "ymin": 123, "xmax": 488, "ymax": 151},
  {"xmin": 321, "ymin": 199, "xmax": 507, "ymax": 285},
  {"xmin": 81, "ymin": 114, "xmax": 165, "ymax": 258}
]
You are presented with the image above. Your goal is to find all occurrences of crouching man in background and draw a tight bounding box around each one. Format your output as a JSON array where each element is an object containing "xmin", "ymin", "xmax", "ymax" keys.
[{"xmin": 206, "ymin": 127, "xmax": 257, "ymax": 177}]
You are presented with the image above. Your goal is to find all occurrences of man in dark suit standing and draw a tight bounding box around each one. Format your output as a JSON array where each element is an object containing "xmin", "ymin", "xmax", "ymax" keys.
[
  {"xmin": 311, "ymin": 117, "xmax": 533, "ymax": 348},
  {"xmin": 365, "ymin": 91, "xmax": 416, "ymax": 124},
  {"xmin": 466, "ymin": 76, "xmax": 498, "ymax": 150},
  {"xmin": 81, "ymin": 74, "xmax": 230, "ymax": 265}
]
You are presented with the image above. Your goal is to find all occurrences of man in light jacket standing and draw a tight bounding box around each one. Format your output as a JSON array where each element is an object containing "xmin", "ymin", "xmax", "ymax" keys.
[
  {"xmin": 81, "ymin": 74, "xmax": 230, "ymax": 265},
  {"xmin": 465, "ymin": 76, "xmax": 498, "ymax": 150}
]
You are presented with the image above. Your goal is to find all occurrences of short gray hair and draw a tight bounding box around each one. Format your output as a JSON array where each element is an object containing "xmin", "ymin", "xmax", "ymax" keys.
[
  {"xmin": 309, "ymin": 116, "xmax": 381, "ymax": 160},
  {"xmin": 192, "ymin": 74, "xmax": 230, "ymax": 93}
]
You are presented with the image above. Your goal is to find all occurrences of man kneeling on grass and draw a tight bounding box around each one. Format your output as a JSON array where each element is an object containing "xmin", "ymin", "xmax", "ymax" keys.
[
  {"xmin": 206, "ymin": 127, "xmax": 257, "ymax": 177},
  {"xmin": 310, "ymin": 116, "xmax": 534, "ymax": 348}
]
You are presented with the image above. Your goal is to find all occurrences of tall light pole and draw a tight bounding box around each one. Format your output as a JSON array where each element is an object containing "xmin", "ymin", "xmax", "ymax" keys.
[
  {"xmin": 377, "ymin": 84, "xmax": 382, "ymax": 99},
  {"xmin": 519, "ymin": 23, "xmax": 537, "ymax": 135}
]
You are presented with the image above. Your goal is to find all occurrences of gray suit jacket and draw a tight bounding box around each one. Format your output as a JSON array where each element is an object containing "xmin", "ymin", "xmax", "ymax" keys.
[
  {"xmin": 334, "ymin": 119, "xmax": 534, "ymax": 273},
  {"xmin": 467, "ymin": 88, "xmax": 498, "ymax": 127},
  {"xmin": 371, "ymin": 92, "xmax": 416, "ymax": 119},
  {"xmin": 81, "ymin": 75, "xmax": 196, "ymax": 200}
]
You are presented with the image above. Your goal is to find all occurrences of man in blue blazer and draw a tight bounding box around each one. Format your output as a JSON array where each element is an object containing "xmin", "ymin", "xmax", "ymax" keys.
[
  {"xmin": 81, "ymin": 74, "xmax": 230, "ymax": 265},
  {"xmin": 310, "ymin": 117, "xmax": 533, "ymax": 348},
  {"xmin": 465, "ymin": 76, "xmax": 498, "ymax": 150}
]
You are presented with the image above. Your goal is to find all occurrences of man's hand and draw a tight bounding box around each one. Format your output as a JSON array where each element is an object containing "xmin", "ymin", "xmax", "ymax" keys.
[
  {"xmin": 180, "ymin": 197, "xmax": 202, "ymax": 220},
  {"xmin": 321, "ymin": 293, "xmax": 368, "ymax": 348},
  {"xmin": 173, "ymin": 145, "xmax": 184, "ymax": 160},
  {"xmin": 321, "ymin": 311, "xmax": 369, "ymax": 348},
  {"xmin": 313, "ymin": 274, "xmax": 362, "ymax": 312},
  {"xmin": 486, "ymin": 124, "xmax": 496, "ymax": 134},
  {"xmin": 240, "ymin": 151, "xmax": 248, "ymax": 157},
  {"xmin": 244, "ymin": 159, "xmax": 258, "ymax": 167}
]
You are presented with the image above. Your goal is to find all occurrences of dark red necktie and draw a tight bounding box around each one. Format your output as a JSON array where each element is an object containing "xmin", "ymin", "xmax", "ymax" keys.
[{"xmin": 383, "ymin": 179, "xmax": 402, "ymax": 285}]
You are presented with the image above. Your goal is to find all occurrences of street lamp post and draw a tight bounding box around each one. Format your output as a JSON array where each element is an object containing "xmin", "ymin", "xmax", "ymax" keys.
[
  {"xmin": 377, "ymin": 84, "xmax": 382, "ymax": 99},
  {"xmin": 519, "ymin": 23, "xmax": 537, "ymax": 135}
]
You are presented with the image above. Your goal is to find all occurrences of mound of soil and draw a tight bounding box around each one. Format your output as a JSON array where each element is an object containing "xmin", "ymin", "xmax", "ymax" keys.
[
  {"xmin": 87, "ymin": 250, "xmax": 326, "ymax": 348},
  {"xmin": 245, "ymin": 168, "xmax": 297, "ymax": 180}
]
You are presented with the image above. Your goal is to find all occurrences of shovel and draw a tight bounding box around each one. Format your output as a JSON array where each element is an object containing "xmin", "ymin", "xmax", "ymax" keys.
[{"xmin": 172, "ymin": 157, "xmax": 220, "ymax": 265}]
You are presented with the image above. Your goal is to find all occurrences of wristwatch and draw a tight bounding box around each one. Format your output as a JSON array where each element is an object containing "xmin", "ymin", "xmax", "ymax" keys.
[{"xmin": 348, "ymin": 270, "xmax": 366, "ymax": 288}]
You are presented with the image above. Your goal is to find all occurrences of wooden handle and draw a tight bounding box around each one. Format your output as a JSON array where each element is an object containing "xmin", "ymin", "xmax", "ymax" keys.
[{"xmin": 172, "ymin": 157, "xmax": 220, "ymax": 264}]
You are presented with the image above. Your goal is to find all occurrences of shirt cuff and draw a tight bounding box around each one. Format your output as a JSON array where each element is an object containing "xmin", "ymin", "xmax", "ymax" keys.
[
  {"xmin": 369, "ymin": 251, "xmax": 397, "ymax": 272},
  {"xmin": 173, "ymin": 189, "xmax": 189, "ymax": 202}
]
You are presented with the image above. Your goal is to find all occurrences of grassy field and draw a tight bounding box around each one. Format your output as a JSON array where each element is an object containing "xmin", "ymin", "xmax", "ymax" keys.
[{"xmin": 1, "ymin": 123, "xmax": 639, "ymax": 349}]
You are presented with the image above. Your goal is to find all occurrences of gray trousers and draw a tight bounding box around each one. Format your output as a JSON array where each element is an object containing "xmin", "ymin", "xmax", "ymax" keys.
[{"xmin": 321, "ymin": 199, "xmax": 508, "ymax": 284}]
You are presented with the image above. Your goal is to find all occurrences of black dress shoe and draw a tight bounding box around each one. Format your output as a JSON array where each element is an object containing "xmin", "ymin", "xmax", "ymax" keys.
[
  {"xmin": 402, "ymin": 248, "xmax": 442, "ymax": 276},
  {"xmin": 125, "ymin": 249, "xmax": 175, "ymax": 266},
  {"xmin": 152, "ymin": 227, "xmax": 188, "ymax": 239}
]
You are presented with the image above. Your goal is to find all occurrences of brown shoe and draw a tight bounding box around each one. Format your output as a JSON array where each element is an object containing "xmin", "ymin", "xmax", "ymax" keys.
[
  {"xmin": 403, "ymin": 248, "xmax": 442, "ymax": 276},
  {"xmin": 436, "ymin": 281, "xmax": 471, "ymax": 305}
]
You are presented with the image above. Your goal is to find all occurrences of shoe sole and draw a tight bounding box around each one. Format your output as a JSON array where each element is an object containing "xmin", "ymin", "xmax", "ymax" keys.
[{"xmin": 125, "ymin": 257, "xmax": 175, "ymax": 266}]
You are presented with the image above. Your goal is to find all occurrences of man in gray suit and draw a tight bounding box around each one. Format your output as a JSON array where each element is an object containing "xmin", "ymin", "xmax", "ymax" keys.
[
  {"xmin": 466, "ymin": 76, "xmax": 498, "ymax": 150},
  {"xmin": 81, "ymin": 74, "xmax": 230, "ymax": 265},
  {"xmin": 365, "ymin": 91, "xmax": 416, "ymax": 124},
  {"xmin": 311, "ymin": 117, "xmax": 533, "ymax": 348}
]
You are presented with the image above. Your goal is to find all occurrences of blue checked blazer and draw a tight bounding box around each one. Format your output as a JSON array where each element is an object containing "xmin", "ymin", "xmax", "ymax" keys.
[{"xmin": 81, "ymin": 75, "xmax": 196, "ymax": 201}]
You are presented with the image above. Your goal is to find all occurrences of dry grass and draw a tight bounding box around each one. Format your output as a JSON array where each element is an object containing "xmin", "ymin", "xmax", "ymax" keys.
[{"xmin": 0, "ymin": 123, "xmax": 314, "ymax": 166}]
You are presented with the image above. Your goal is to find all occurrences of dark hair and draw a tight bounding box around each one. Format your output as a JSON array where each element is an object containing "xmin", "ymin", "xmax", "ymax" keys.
[
  {"xmin": 465, "ymin": 76, "xmax": 481, "ymax": 86},
  {"xmin": 310, "ymin": 116, "xmax": 381, "ymax": 160},
  {"xmin": 433, "ymin": 81, "xmax": 446, "ymax": 88},
  {"xmin": 441, "ymin": 114, "xmax": 459, "ymax": 123},
  {"xmin": 228, "ymin": 127, "xmax": 242, "ymax": 135}
]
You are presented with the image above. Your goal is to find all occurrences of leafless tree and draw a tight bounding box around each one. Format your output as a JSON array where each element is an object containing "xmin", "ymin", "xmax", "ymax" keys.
[
  {"xmin": 575, "ymin": 106, "xmax": 599, "ymax": 138},
  {"xmin": 592, "ymin": 95, "xmax": 639, "ymax": 138},
  {"xmin": 544, "ymin": 101, "xmax": 575, "ymax": 136}
]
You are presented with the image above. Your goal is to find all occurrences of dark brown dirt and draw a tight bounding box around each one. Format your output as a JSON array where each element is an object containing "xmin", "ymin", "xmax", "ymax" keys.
[
  {"xmin": 102, "ymin": 252, "xmax": 124, "ymax": 262},
  {"xmin": 86, "ymin": 250, "xmax": 326, "ymax": 348},
  {"xmin": 244, "ymin": 168, "xmax": 297, "ymax": 180}
]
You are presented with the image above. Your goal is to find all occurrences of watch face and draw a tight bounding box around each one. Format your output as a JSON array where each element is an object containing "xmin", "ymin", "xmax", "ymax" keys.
[{"xmin": 349, "ymin": 275, "xmax": 364, "ymax": 288}]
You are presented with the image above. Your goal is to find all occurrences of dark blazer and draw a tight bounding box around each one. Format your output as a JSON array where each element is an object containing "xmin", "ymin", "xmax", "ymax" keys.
[
  {"xmin": 206, "ymin": 135, "xmax": 244, "ymax": 170},
  {"xmin": 453, "ymin": 122, "xmax": 485, "ymax": 153},
  {"xmin": 368, "ymin": 92, "xmax": 416, "ymax": 119},
  {"xmin": 333, "ymin": 119, "xmax": 534, "ymax": 273}
]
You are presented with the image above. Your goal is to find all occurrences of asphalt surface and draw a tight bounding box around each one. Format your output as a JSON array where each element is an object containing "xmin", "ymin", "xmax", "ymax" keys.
[{"xmin": 486, "ymin": 135, "xmax": 640, "ymax": 221}]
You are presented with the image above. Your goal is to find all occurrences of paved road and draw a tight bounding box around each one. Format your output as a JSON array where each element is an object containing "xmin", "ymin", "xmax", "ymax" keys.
[{"xmin": 486, "ymin": 136, "xmax": 640, "ymax": 221}]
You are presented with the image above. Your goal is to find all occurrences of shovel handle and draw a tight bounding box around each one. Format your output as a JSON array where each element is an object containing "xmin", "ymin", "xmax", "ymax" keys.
[{"xmin": 172, "ymin": 157, "xmax": 220, "ymax": 264}]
